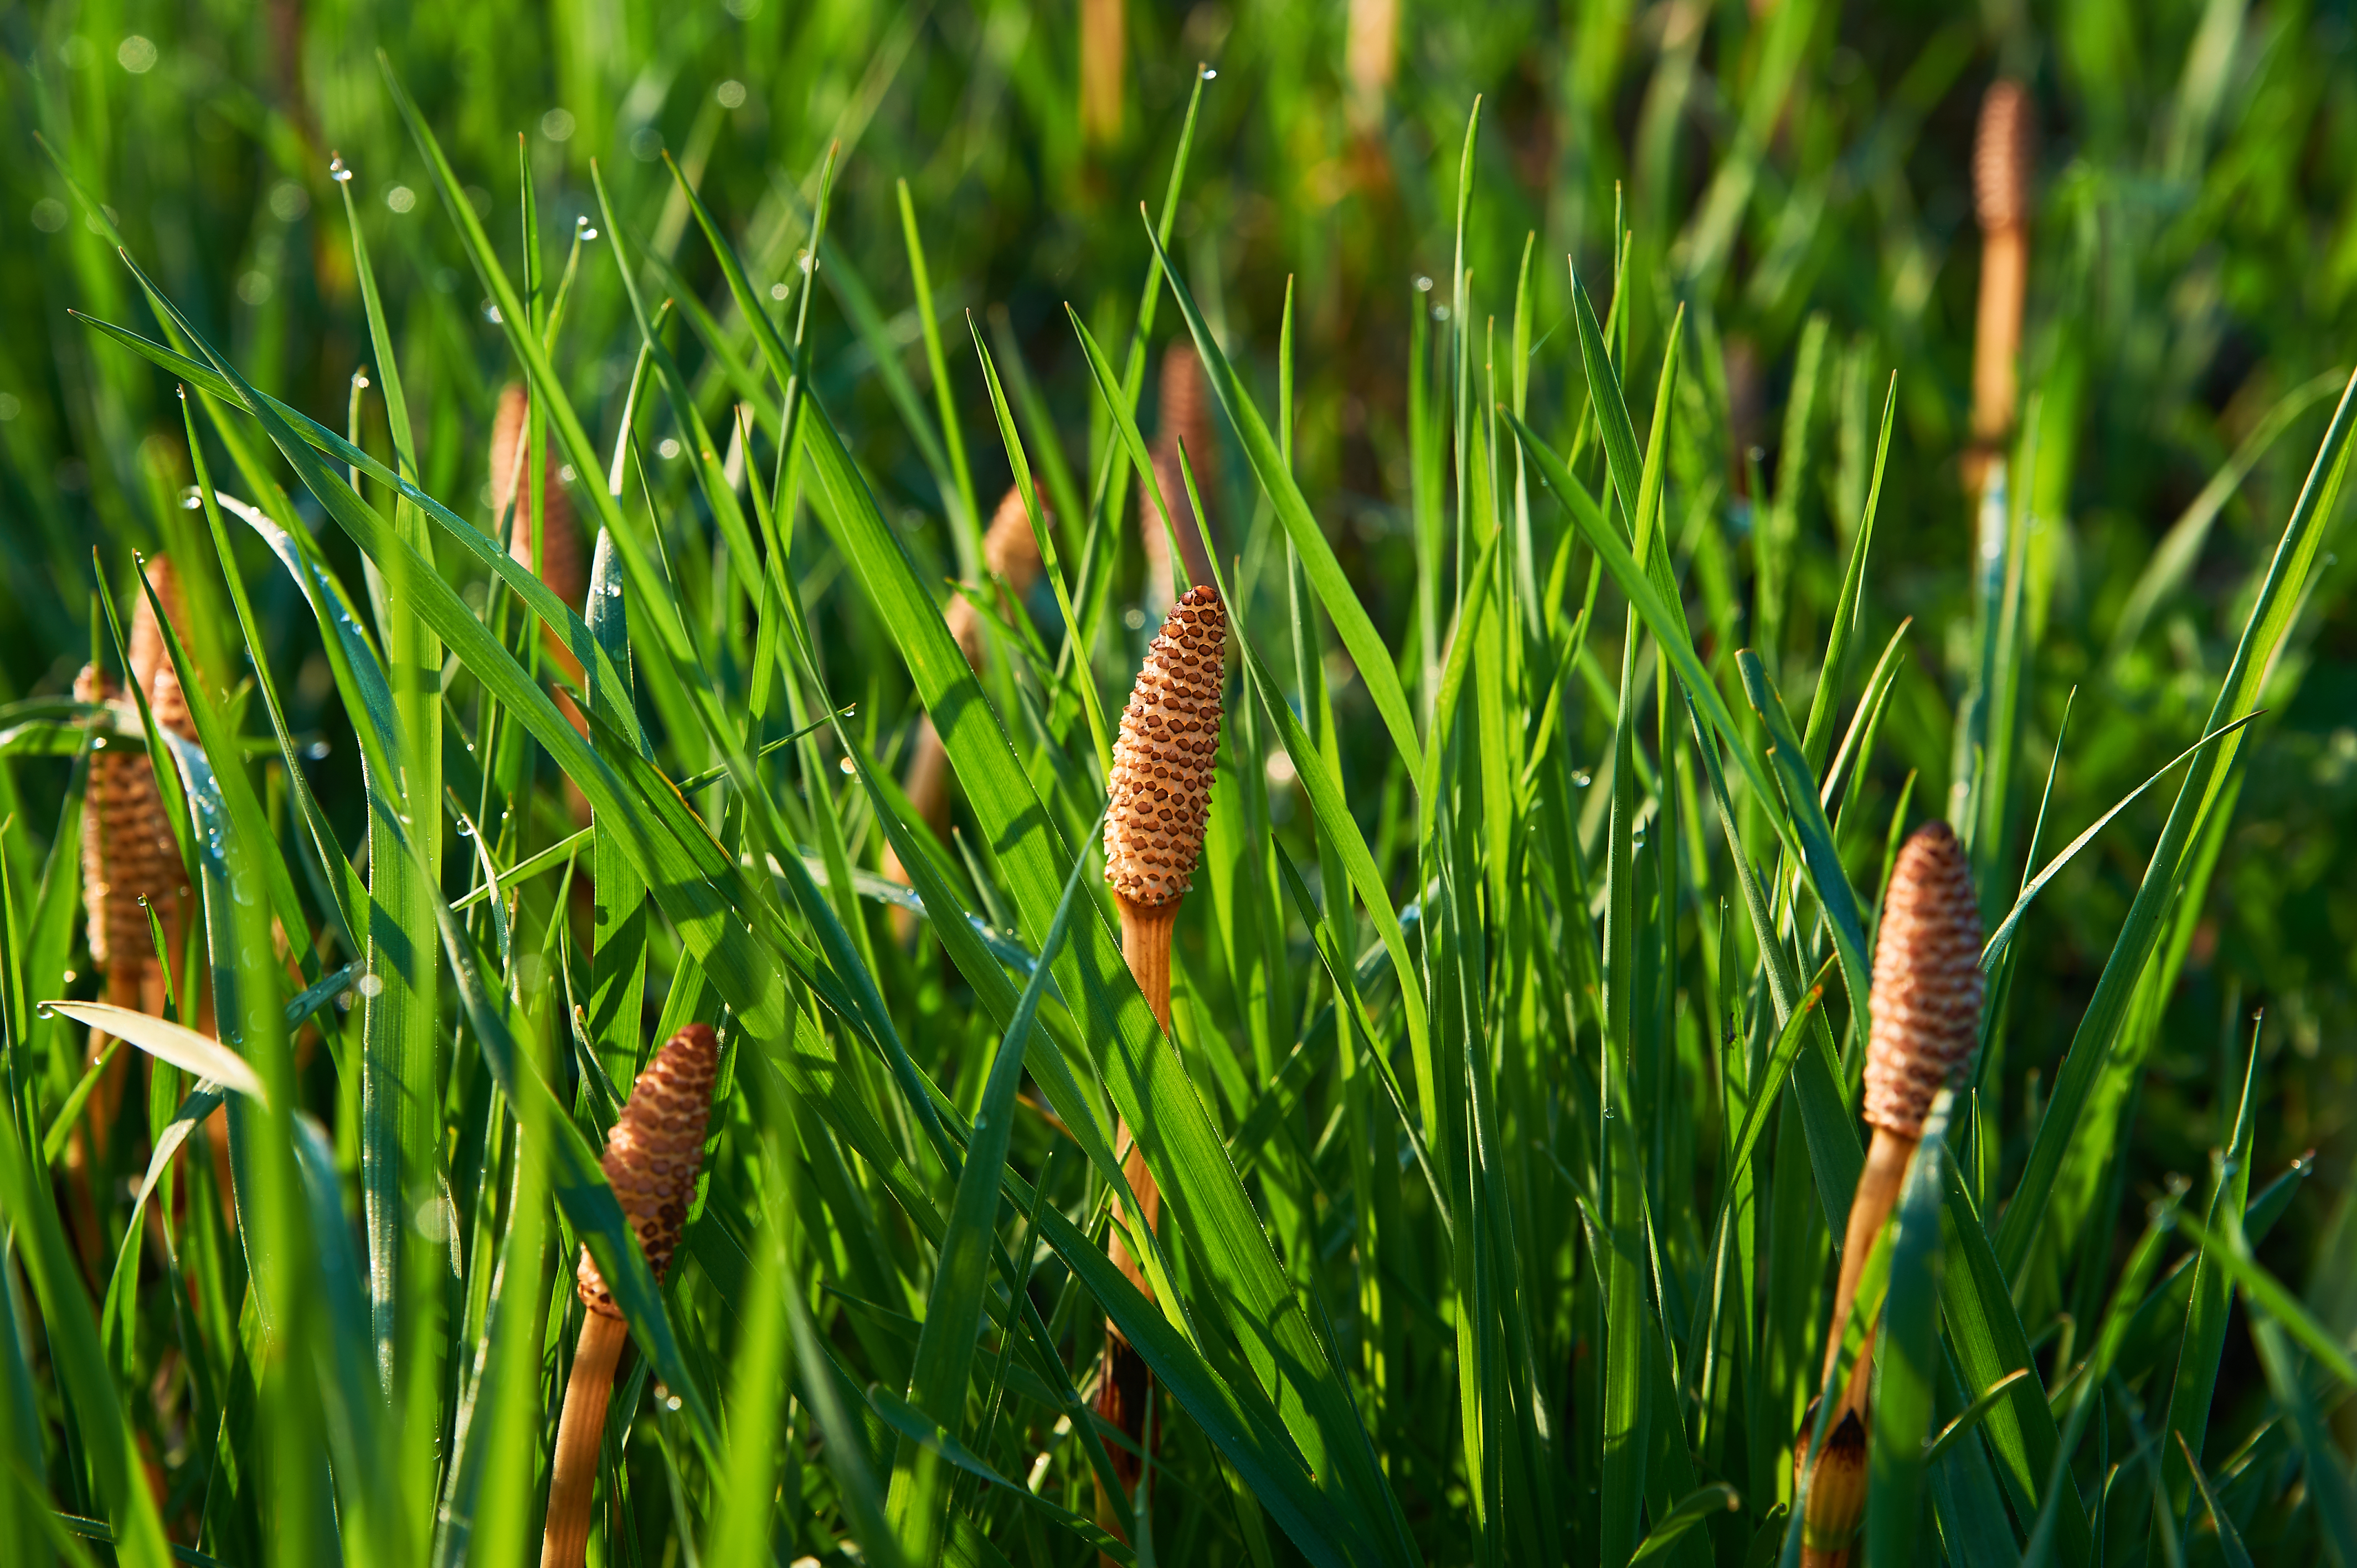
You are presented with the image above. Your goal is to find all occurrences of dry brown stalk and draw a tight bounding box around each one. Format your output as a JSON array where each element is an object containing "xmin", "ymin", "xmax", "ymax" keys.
[
  {"xmin": 1799, "ymin": 821, "xmax": 1983, "ymax": 1562},
  {"xmin": 543, "ymin": 1023, "xmax": 721, "ymax": 1568},
  {"xmin": 1094, "ymin": 583, "xmax": 1223, "ymax": 1525},
  {"xmin": 1967, "ymin": 80, "xmax": 2034, "ymax": 492},
  {"xmin": 1139, "ymin": 345, "xmax": 1218, "ymax": 613}
]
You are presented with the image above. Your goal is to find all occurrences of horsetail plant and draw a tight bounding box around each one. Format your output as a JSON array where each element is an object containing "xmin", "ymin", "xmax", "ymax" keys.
[
  {"xmin": 13, "ymin": 17, "xmax": 2357, "ymax": 1567},
  {"xmin": 1802, "ymin": 821, "xmax": 1985, "ymax": 1565},
  {"xmin": 542, "ymin": 1022, "xmax": 722, "ymax": 1568},
  {"xmin": 1967, "ymin": 79, "xmax": 2034, "ymax": 489},
  {"xmin": 1096, "ymin": 581, "xmax": 1225, "ymax": 1509}
]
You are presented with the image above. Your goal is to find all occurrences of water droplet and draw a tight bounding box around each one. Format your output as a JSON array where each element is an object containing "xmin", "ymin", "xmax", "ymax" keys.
[
  {"xmin": 1201, "ymin": 66, "xmax": 1217, "ymax": 80},
  {"xmin": 837, "ymin": 756, "xmax": 856, "ymax": 775},
  {"xmin": 305, "ymin": 740, "xmax": 331, "ymax": 760},
  {"xmin": 356, "ymin": 972, "xmax": 385, "ymax": 999},
  {"xmin": 1603, "ymin": 1106, "xmax": 1615, "ymax": 1119},
  {"xmin": 1573, "ymin": 771, "xmax": 1592, "ymax": 787}
]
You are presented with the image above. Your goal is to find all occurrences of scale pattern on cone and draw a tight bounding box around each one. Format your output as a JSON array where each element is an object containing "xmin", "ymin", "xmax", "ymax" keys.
[
  {"xmin": 1105, "ymin": 585, "xmax": 1225, "ymax": 907},
  {"xmin": 1864, "ymin": 822, "xmax": 1984, "ymax": 1138},
  {"xmin": 1973, "ymin": 80, "xmax": 2034, "ymax": 232},
  {"xmin": 578, "ymin": 1023, "xmax": 721, "ymax": 1319},
  {"xmin": 80, "ymin": 558, "xmax": 197, "ymax": 978}
]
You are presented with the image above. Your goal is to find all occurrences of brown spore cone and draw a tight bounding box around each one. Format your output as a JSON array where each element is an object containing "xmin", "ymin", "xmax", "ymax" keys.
[
  {"xmin": 577, "ymin": 1022, "xmax": 721, "ymax": 1319},
  {"xmin": 1864, "ymin": 822, "xmax": 1985, "ymax": 1139},
  {"xmin": 1104, "ymin": 585, "xmax": 1225, "ymax": 908},
  {"xmin": 80, "ymin": 556, "xmax": 197, "ymax": 979},
  {"xmin": 1973, "ymin": 80, "xmax": 2035, "ymax": 233},
  {"xmin": 982, "ymin": 482, "xmax": 1046, "ymax": 594}
]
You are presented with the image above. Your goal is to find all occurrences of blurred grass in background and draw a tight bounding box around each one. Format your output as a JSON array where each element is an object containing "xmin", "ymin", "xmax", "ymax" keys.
[{"xmin": 2, "ymin": 0, "xmax": 2356, "ymax": 1563}]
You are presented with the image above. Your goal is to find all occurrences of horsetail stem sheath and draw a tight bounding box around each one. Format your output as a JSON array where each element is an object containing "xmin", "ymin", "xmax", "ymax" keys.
[
  {"xmin": 1804, "ymin": 821, "xmax": 1984, "ymax": 1565},
  {"xmin": 542, "ymin": 1023, "xmax": 720, "ymax": 1568},
  {"xmin": 1095, "ymin": 582, "xmax": 1223, "ymax": 1515},
  {"xmin": 1967, "ymin": 79, "xmax": 2034, "ymax": 490}
]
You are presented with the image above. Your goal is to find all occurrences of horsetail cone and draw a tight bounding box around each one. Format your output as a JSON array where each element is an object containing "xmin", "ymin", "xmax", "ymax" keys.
[
  {"xmin": 886, "ymin": 485, "xmax": 1051, "ymax": 913},
  {"xmin": 1972, "ymin": 79, "xmax": 2035, "ymax": 234},
  {"xmin": 1864, "ymin": 822, "xmax": 1986, "ymax": 1139},
  {"xmin": 79, "ymin": 555, "xmax": 197, "ymax": 991},
  {"xmin": 575, "ymin": 1022, "xmax": 722, "ymax": 1317},
  {"xmin": 546, "ymin": 1022, "xmax": 721, "ymax": 1568},
  {"xmin": 1813, "ymin": 821, "xmax": 1986, "ymax": 1446},
  {"xmin": 1095, "ymin": 584, "xmax": 1224, "ymax": 1510},
  {"xmin": 1968, "ymin": 80, "xmax": 2034, "ymax": 476},
  {"xmin": 1104, "ymin": 583, "xmax": 1226, "ymax": 914}
]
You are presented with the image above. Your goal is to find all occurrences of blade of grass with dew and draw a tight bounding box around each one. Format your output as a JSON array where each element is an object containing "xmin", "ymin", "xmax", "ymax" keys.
[
  {"xmin": 170, "ymin": 318, "xmax": 741, "ymax": 1456},
  {"xmin": 337, "ymin": 153, "xmax": 445, "ymax": 1450},
  {"xmin": 177, "ymin": 402, "xmax": 363, "ymax": 953},
  {"xmin": 72, "ymin": 312, "xmax": 648, "ymax": 761}
]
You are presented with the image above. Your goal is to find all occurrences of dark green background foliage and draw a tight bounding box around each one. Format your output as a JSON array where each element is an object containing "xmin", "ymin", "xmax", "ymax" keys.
[{"xmin": 2, "ymin": 0, "xmax": 2355, "ymax": 1564}]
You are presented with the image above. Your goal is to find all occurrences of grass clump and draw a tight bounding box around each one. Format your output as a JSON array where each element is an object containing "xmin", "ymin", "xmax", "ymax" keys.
[{"xmin": 2, "ymin": 4, "xmax": 2356, "ymax": 1566}]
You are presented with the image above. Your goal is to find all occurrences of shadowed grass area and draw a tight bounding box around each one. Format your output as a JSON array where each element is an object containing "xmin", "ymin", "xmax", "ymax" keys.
[{"xmin": 2, "ymin": 3, "xmax": 2355, "ymax": 1564}]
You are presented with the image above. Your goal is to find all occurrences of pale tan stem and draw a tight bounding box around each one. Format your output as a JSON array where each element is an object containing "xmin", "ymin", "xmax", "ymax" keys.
[
  {"xmin": 541, "ymin": 1310, "xmax": 630, "ymax": 1568},
  {"xmin": 1107, "ymin": 896, "xmax": 1175, "ymax": 1299},
  {"xmin": 1965, "ymin": 225, "xmax": 2027, "ymax": 493},
  {"xmin": 1097, "ymin": 895, "xmax": 1177, "ymax": 1546},
  {"xmin": 1821, "ymin": 1127, "xmax": 1916, "ymax": 1400}
]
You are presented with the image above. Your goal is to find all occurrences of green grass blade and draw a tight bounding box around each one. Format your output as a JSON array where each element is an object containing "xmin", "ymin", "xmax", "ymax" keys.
[
  {"xmin": 1998, "ymin": 367, "xmax": 2357, "ymax": 1276},
  {"xmin": 886, "ymin": 811, "xmax": 1097, "ymax": 1561},
  {"xmin": 1866, "ymin": 1091, "xmax": 1954, "ymax": 1567},
  {"xmin": 1138, "ymin": 217, "xmax": 1425, "ymax": 787},
  {"xmin": 897, "ymin": 178, "xmax": 983, "ymax": 579}
]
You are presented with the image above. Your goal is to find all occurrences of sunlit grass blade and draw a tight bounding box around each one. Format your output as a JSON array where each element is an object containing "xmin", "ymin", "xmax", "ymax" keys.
[
  {"xmin": 886, "ymin": 809, "xmax": 1098, "ymax": 1561},
  {"xmin": 1139, "ymin": 216, "xmax": 1425, "ymax": 787},
  {"xmin": 1998, "ymin": 367, "xmax": 2357, "ymax": 1277}
]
